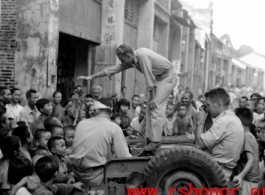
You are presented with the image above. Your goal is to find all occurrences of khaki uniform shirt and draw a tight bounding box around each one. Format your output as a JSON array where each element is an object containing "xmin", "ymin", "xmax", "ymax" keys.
[
  {"xmin": 103, "ymin": 48, "xmax": 173, "ymax": 92},
  {"xmin": 201, "ymin": 110, "xmax": 244, "ymax": 169},
  {"xmin": 70, "ymin": 115, "xmax": 131, "ymax": 169}
]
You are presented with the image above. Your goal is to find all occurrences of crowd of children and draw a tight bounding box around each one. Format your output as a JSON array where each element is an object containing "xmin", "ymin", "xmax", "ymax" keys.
[
  {"xmin": 0, "ymin": 85, "xmax": 148, "ymax": 194},
  {"xmin": 1, "ymin": 84, "xmax": 265, "ymax": 194}
]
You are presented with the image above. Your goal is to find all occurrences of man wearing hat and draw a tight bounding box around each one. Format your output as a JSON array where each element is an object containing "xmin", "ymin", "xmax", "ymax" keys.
[
  {"xmin": 78, "ymin": 44, "xmax": 178, "ymax": 151},
  {"xmin": 70, "ymin": 98, "xmax": 131, "ymax": 186}
]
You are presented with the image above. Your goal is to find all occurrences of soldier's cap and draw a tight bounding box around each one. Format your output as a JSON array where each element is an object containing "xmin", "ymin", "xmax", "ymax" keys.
[
  {"xmin": 93, "ymin": 101, "xmax": 111, "ymax": 110},
  {"xmin": 116, "ymin": 44, "xmax": 134, "ymax": 55}
]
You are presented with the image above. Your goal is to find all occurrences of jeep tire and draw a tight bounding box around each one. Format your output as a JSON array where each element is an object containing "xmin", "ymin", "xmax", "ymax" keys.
[{"xmin": 144, "ymin": 146, "xmax": 227, "ymax": 194}]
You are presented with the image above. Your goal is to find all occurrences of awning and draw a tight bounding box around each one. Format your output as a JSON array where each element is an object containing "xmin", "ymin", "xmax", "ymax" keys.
[
  {"xmin": 232, "ymin": 59, "xmax": 247, "ymax": 69},
  {"xmin": 172, "ymin": 14, "xmax": 197, "ymax": 29}
]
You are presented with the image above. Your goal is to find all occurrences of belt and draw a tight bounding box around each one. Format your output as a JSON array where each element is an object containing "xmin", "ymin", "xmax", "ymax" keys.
[
  {"xmin": 73, "ymin": 164, "xmax": 104, "ymax": 173},
  {"xmin": 88, "ymin": 165, "xmax": 104, "ymax": 171},
  {"xmin": 155, "ymin": 68, "xmax": 173, "ymax": 81}
]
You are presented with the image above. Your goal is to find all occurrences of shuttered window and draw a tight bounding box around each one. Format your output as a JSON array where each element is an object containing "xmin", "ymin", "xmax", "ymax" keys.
[{"xmin": 125, "ymin": 0, "xmax": 134, "ymax": 22}]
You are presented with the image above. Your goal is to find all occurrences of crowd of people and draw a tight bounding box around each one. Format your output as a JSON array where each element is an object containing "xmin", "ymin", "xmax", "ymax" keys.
[
  {"xmin": 0, "ymin": 84, "xmax": 149, "ymax": 194},
  {"xmin": 0, "ymin": 83, "xmax": 265, "ymax": 194},
  {"xmin": 1, "ymin": 43, "xmax": 265, "ymax": 195}
]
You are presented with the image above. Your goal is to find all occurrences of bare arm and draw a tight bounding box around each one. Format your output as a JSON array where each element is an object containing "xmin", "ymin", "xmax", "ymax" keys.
[
  {"xmin": 173, "ymin": 120, "xmax": 179, "ymax": 135},
  {"xmin": 188, "ymin": 118, "xmax": 193, "ymax": 134},
  {"xmin": 195, "ymin": 109, "xmax": 207, "ymax": 150},
  {"xmin": 233, "ymin": 152, "xmax": 254, "ymax": 187},
  {"xmin": 10, "ymin": 177, "xmax": 27, "ymax": 195},
  {"xmin": 78, "ymin": 70, "xmax": 106, "ymax": 81},
  {"xmin": 195, "ymin": 123, "xmax": 207, "ymax": 150},
  {"xmin": 78, "ymin": 63, "xmax": 132, "ymax": 81}
]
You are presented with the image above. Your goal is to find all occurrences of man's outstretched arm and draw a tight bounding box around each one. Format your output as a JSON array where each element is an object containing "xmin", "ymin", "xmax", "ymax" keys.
[
  {"xmin": 78, "ymin": 63, "xmax": 132, "ymax": 81},
  {"xmin": 77, "ymin": 70, "xmax": 106, "ymax": 81}
]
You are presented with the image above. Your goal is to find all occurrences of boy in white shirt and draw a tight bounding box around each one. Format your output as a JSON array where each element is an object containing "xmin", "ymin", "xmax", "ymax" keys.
[
  {"xmin": 130, "ymin": 104, "xmax": 146, "ymax": 135},
  {"xmin": 162, "ymin": 104, "xmax": 177, "ymax": 136}
]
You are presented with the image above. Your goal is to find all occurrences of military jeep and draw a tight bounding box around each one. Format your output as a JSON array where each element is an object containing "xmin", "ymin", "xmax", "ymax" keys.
[{"xmin": 74, "ymin": 133, "xmax": 227, "ymax": 195}]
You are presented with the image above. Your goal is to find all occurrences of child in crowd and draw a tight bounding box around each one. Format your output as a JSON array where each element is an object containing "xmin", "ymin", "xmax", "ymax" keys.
[
  {"xmin": 31, "ymin": 98, "xmax": 53, "ymax": 137},
  {"xmin": 233, "ymin": 107, "xmax": 259, "ymax": 194},
  {"xmin": 84, "ymin": 94, "xmax": 94, "ymax": 108},
  {"xmin": 35, "ymin": 129, "xmax": 51, "ymax": 152},
  {"xmin": 257, "ymin": 119, "xmax": 265, "ymax": 141},
  {"xmin": 8, "ymin": 156, "xmax": 33, "ymax": 195},
  {"xmin": 59, "ymin": 99, "xmax": 75, "ymax": 127},
  {"xmin": 0, "ymin": 136, "xmax": 21, "ymax": 195},
  {"xmin": 50, "ymin": 125, "xmax": 64, "ymax": 138},
  {"xmin": 0, "ymin": 127, "xmax": 13, "ymax": 159},
  {"xmin": 195, "ymin": 95, "xmax": 204, "ymax": 111},
  {"xmin": 44, "ymin": 117, "xmax": 63, "ymax": 131},
  {"xmin": 87, "ymin": 104, "xmax": 96, "ymax": 119},
  {"xmin": 9, "ymin": 155, "xmax": 42, "ymax": 195},
  {"xmin": 258, "ymin": 139, "xmax": 265, "ymax": 179},
  {"xmin": 173, "ymin": 104, "xmax": 193, "ymax": 139},
  {"xmin": 52, "ymin": 91, "xmax": 64, "ymax": 119},
  {"xmin": 12, "ymin": 125, "xmax": 33, "ymax": 162},
  {"xmin": 34, "ymin": 156, "xmax": 84, "ymax": 195},
  {"xmin": 31, "ymin": 148, "xmax": 48, "ymax": 158},
  {"xmin": 162, "ymin": 104, "xmax": 177, "ymax": 136},
  {"xmin": 76, "ymin": 108, "xmax": 87, "ymax": 125},
  {"xmin": 126, "ymin": 172, "xmax": 146, "ymax": 189},
  {"xmin": 63, "ymin": 126, "xmax": 75, "ymax": 155},
  {"xmin": 118, "ymin": 99, "xmax": 132, "ymax": 130},
  {"xmin": 47, "ymin": 137, "xmax": 75, "ymax": 182},
  {"xmin": 246, "ymin": 99, "xmax": 259, "ymax": 124},
  {"xmin": 167, "ymin": 93, "xmax": 174, "ymax": 105},
  {"xmin": 256, "ymin": 97, "xmax": 265, "ymax": 121},
  {"xmin": 130, "ymin": 104, "xmax": 146, "ymax": 135},
  {"xmin": 111, "ymin": 113, "xmax": 122, "ymax": 126}
]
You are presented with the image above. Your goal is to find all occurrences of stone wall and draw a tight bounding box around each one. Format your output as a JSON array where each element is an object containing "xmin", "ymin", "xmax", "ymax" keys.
[{"xmin": 15, "ymin": 0, "xmax": 59, "ymax": 100}]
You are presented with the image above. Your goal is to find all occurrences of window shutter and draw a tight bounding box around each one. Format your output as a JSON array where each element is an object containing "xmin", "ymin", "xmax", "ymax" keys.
[{"xmin": 125, "ymin": 0, "xmax": 134, "ymax": 22}]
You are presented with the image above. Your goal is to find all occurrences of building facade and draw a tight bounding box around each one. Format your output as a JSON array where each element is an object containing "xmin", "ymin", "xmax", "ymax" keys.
[{"xmin": 0, "ymin": 0, "xmax": 264, "ymax": 103}]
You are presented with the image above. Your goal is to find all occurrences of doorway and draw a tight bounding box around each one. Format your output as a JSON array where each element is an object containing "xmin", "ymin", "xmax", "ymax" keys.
[{"xmin": 57, "ymin": 32, "xmax": 96, "ymax": 103}]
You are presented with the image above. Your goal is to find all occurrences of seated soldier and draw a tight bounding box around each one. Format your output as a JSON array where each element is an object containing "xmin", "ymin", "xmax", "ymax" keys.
[{"xmin": 70, "ymin": 99, "xmax": 131, "ymax": 186}]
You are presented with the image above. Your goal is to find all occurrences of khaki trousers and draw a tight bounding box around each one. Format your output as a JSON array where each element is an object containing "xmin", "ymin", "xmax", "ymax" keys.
[{"xmin": 145, "ymin": 71, "xmax": 178, "ymax": 142}]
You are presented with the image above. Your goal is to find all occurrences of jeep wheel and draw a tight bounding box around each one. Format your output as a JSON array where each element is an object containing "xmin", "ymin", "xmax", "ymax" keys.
[{"xmin": 144, "ymin": 147, "xmax": 227, "ymax": 195}]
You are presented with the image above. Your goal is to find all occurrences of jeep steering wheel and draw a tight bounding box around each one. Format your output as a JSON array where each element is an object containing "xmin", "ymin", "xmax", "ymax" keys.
[{"xmin": 123, "ymin": 128, "xmax": 146, "ymax": 157}]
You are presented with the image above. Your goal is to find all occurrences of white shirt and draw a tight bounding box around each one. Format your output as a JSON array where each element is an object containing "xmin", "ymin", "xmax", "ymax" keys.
[
  {"xmin": 130, "ymin": 117, "xmax": 141, "ymax": 132},
  {"xmin": 127, "ymin": 106, "xmax": 141, "ymax": 119},
  {"xmin": 70, "ymin": 115, "xmax": 131, "ymax": 168},
  {"xmin": 254, "ymin": 112, "xmax": 264, "ymax": 125},
  {"xmin": 130, "ymin": 117, "xmax": 145, "ymax": 135},
  {"xmin": 196, "ymin": 101, "xmax": 203, "ymax": 111},
  {"xmin": 6, "ymin": 104, "xmax": 23, "ymax": 122},
  {"xmin": 201, "ymin": 110, "xmax": 244, "ymax": 169},
  {"xmin": 229, "ymin": 92, "xmax": 236, "ymax": 103},
  {"xmin": 163, "ymin": 116, "xmax": 176, "ymax": 136}
]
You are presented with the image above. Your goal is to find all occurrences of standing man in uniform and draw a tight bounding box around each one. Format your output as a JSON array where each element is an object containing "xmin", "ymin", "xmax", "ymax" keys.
[{"xmin": 78, "ymin": 44, "xmax": 178, "ymax": 151}]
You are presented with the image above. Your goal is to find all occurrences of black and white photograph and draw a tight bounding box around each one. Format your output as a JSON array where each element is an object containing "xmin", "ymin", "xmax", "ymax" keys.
[{"xmin": 0, "ymin": 0, "xmax": 265, "ymax": 194}]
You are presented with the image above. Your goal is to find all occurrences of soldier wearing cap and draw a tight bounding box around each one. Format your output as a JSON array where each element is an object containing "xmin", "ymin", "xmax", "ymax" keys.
[
  {"xmin": 70, "ymin": 98, "xmax": 131, "ymax": 186},
  {"xmin": 78, "ymin": 44, "xmax": 178, "ymax": 151}
]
